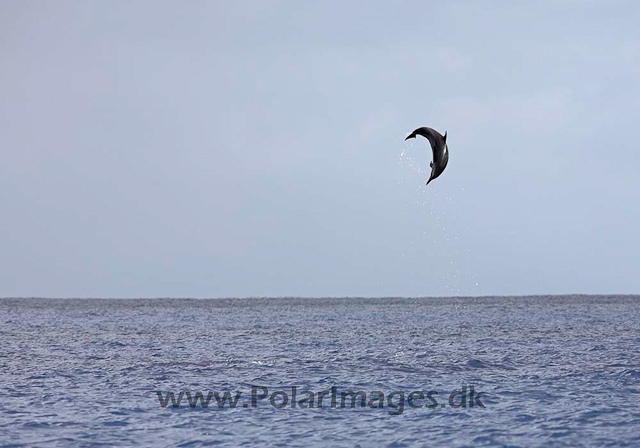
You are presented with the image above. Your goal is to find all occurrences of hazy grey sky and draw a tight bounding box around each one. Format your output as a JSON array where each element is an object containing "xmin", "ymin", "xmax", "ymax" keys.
[{"xmin": 1, "ymin": 1, "xmax": 639, "ymax": 297}]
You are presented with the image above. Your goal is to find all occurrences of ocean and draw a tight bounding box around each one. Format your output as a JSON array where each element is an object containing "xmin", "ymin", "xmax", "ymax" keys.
[{"xmin": 2, "ymin": 295, "xmax": 640, "ymax": 447}]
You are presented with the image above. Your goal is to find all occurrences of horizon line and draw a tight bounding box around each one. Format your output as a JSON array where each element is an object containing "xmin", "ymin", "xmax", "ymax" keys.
[{"xmin": 1, "ymin": 293, "xmax": 639, "ymax": 300}]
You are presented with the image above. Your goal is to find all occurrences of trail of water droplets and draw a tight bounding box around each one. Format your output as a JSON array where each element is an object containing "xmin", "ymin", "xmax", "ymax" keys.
[{"xmin": 397, "ymin": 141, "xmax": 476, "ymax": 295}]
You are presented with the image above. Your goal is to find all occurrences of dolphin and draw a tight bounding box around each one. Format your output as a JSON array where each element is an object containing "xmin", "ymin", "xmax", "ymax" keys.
[{"xmin": 405, "ymin": 127, "xmax": 449, "ymax": 185}]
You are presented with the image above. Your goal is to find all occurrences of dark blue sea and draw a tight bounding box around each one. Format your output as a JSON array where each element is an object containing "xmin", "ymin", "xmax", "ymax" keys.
[{"xmin": 2, "ymin": 296, "xmax": 640, "ymax": 447}]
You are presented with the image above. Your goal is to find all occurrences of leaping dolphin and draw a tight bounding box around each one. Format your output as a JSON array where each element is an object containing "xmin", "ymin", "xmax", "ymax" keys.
[{"xmin": 405, "ymin": 127, "xmax": 449, "ymax": 185}]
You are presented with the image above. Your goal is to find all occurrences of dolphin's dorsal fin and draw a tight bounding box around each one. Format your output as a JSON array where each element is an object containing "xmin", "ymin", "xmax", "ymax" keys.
[{"xmin": 443, "ymin": 132, "xmax": 447, "ymax": 143}]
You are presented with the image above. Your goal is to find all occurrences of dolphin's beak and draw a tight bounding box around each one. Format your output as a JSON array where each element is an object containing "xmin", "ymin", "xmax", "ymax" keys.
[{"xmin": 405, "ymin": 134, "xmax": 415, "ymax": 141}]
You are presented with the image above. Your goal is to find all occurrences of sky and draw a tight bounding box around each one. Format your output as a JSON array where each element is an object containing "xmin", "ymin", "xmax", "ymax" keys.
[{"xmin": 1, "ymin": 1, "xmax": 639, "ymax": 297}]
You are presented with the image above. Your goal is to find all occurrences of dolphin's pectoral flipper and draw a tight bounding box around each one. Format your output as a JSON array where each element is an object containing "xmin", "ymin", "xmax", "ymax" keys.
[{"xmin": 430, "ymin": 161, "xmax": 433, "ymax": 168}]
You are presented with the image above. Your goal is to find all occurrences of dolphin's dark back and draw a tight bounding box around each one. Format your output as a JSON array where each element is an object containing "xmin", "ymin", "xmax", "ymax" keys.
[{"xmin": 413, "ymin": 127, "xmax": 443, "ymax": 151}]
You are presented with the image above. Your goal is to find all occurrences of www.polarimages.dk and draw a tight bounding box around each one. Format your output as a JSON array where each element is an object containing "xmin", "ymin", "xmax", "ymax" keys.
[{"xmin": 157, "ymin": 385, "xmax": 485, "ymax": 415}]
